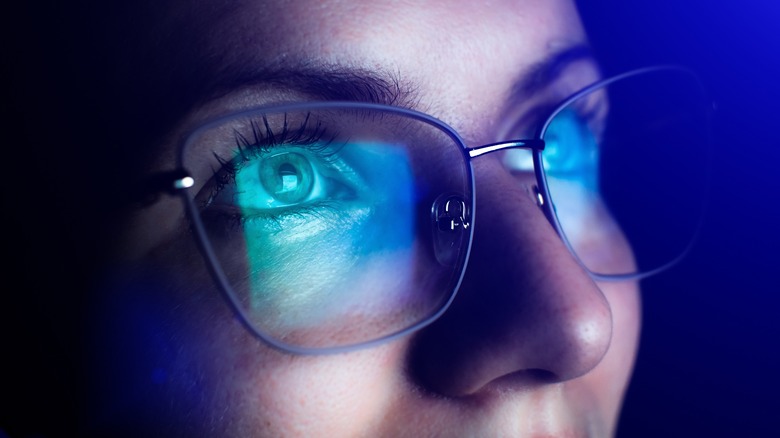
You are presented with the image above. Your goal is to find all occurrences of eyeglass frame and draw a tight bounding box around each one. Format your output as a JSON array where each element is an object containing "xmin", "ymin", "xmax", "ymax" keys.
[{"xmin": 142, "ymin": 65, "xmax": 708, "ymax": 355}]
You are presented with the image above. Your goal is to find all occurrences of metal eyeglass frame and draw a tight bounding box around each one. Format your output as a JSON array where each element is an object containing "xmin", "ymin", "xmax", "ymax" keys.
[{"xmin": 143, "ymin": 65, "xmax": 708, "ymax": 355}]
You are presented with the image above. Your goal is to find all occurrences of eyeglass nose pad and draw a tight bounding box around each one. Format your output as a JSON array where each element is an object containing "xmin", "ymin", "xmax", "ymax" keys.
[{"xmin": 431, "ymin": 193, "xmax": 471, "ymax": 267}]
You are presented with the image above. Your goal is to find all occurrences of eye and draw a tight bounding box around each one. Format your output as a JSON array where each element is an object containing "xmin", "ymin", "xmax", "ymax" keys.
[
  {"xmin": 218, "ymin": 148, "xmax": 350, "ymax": 217},
  {"xmin": 257, "ymin": 152, "xmax": 315, "ymax": 205},
  {"xmin": 201, "ymin": 145, "xmax": 363, "ymax": 236},
  {"xmin": 501, "ymin": 148, "xmax": 534, "ymax": 174},
  {"xmin": 542, "ymin": 108, "xmax": 600, "ymax": 191},
  {"xmin": 540, "ymin": 94, "xmax": 616, "ymax": 259},
  {"xmin": 188, "ymin": 112, "xmax": 366, "ymax": 234},
  {"xmin": 261, "ymin": 152, "xmax": 315, "ymax": 204}
]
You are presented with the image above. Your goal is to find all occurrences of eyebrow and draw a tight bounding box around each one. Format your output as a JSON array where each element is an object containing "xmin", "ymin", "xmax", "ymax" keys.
[
  {"xmin": 512, "ymin": 44, "xmax": 596, "ymax": 97},
  {"xmin": 200, "ymin": 44, "xmax": 594, "ymax": 111},
  {"xmin": 207, "ymin": 63, "xmax": 420, "ymax": 108}
]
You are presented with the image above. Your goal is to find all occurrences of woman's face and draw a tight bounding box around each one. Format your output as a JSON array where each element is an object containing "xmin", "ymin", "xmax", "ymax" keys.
[{"xmin": 100, "ymin": 0, "xmax": 641, "ymax": 436}]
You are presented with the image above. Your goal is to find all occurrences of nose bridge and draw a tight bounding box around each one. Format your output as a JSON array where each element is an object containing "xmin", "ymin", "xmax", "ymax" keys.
[
  {"xmin": 468, "ymin": 155, "xmax": 562, "ymax": 274},
  {"xmin": 472, "ymin": 154, "xmax": 613, "ymax": 366},
  {"xmin": 465, "ymin": 139, "xmax": 553, "ymax": 227}
]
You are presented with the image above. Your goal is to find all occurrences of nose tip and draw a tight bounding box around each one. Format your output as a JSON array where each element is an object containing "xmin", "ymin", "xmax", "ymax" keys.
[
  {"xmin": 408, "ymin": 260, "xmax": 614, "ymax": 396},
  {"xmin": 406, "ymin": 158, "xmax": 615, "ymax": 397},
  {"xmin": 527, "ymin": 277, "xmax": 613, "ymax": 383}
]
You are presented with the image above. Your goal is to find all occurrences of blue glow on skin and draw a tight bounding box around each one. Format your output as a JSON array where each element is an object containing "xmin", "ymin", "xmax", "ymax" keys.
[{"xmin": 233, "ymin": 142, "xmax": 416, "ymax": 332}]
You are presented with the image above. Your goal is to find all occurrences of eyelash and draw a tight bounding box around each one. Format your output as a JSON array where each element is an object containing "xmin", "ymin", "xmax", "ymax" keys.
[{"xmin": 205, "ymin": 112, "xmax": 337, "ymax": 203}]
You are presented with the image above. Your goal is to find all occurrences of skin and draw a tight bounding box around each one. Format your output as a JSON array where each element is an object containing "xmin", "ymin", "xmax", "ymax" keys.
[{"xmin": 94, "ymin": 0, "xmax": 641, "ymax": 436}]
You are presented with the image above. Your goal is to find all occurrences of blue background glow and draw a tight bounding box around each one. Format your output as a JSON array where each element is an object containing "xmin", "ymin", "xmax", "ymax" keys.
[{"xmin": 577, "ymin": 1, "xmax": 780, "ymax": 436}]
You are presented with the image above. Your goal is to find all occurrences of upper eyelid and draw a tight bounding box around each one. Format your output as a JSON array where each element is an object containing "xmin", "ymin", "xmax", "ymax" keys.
[
  {"xmin": 196, "ymin": 118, "xmax": 350, "ymax": 208},
  {"xmin": 494, "ymin": 99, "xmax": 563, "ymax": 142},
  {"xmin": 201, "ymin": 114, "xmax": 331, "ymax": 184},
  {"xmin": 199, "ymin": 112, "xmax": 328, "ymax": 161},
  {"xmin": 497, "ymin": 70, "xmax": 605, "ymax": 141}
]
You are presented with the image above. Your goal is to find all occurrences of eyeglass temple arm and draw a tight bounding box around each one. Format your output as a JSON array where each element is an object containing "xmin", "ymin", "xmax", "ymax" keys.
[{"xmin": 467, "ymin": 139, "xmax": 545, "ymax": 158}]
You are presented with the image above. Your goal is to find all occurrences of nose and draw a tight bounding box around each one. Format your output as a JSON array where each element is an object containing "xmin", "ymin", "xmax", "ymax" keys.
[{"xmin": 407, "ymin": 157, "xmax": 613, "ymax": 397}]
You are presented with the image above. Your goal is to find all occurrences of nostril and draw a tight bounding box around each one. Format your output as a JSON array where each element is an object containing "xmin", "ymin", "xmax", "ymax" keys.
[{"xmin": 526, "ymin": 368, "xmax": 557, "ymax": 383}]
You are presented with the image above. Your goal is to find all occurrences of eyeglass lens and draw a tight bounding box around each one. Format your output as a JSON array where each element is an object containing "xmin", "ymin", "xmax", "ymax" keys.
[
  {"xmin": 539, "ymin": 68, "xmax": 710, "ymax": 277},
  {"xmin": 182, "ymin": 107, "xmax": 473, "ymax": 349}
]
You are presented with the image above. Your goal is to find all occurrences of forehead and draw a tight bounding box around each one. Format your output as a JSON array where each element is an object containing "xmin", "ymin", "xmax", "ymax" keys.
[
  {"xmin": 117, "ymin": 0, "xmax": 594, "ymax": 173},
  {"xmin": 213, "ymin": 0, "xmax": 585, "ymax": 62},
  {"xmin": 165, "ymin": 0, "xmax": 585, "ymax": 124}
]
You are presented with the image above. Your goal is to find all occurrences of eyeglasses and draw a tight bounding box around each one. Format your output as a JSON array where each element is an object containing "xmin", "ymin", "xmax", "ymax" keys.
[{"xmin": 151, "ymin": 66, "xmax": 711, "ymax": 354}]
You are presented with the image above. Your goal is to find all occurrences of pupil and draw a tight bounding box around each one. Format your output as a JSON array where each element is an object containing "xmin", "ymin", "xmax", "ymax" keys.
[{"xmin": 257, "ymin": 152, "xmax": 314, "ymax": 204}]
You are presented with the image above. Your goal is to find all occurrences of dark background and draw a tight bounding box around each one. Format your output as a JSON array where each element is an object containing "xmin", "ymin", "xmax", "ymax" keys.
[
  {"xmin": 3, "ymin": 1, "xmax": 779, "ymax": 437},
  {"xmin": 577, "ymin": 1, "xmax": 780, "ymax": 437}
]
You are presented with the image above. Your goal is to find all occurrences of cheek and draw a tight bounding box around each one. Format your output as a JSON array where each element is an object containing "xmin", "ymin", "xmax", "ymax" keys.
[
  {"xmin": 147, "ymin": 244, "xmax": 407, "ymax": 436},
  {"xmin": 117, "ymin": 201, "xmax": 415, "ymax": 434},
  {"xmin": 553, "ymin": 191, "xmax": 639, "ymax": 276},
  {"xmin": 190, "ymin": 318, "xmax": 407, "ymax": 436}
]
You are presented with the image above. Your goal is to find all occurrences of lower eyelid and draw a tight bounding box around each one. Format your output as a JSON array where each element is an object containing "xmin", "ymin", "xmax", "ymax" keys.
[
  {"xmin": 200, "ymin": 200, "xmax": 339, "ymax": 235},
  {"xmin": 244, "ymin": 202, "xmax": 371, "ymax": 240}
]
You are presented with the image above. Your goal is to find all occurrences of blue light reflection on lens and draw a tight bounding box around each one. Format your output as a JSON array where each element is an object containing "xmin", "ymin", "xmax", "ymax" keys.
[
  {"xmin": 233, "ymin": 141, "xmax": 415, "ymax": 327},
  {"xmin": 542, "ymin": 108, "xmax": 600, "ymax": 192}
]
